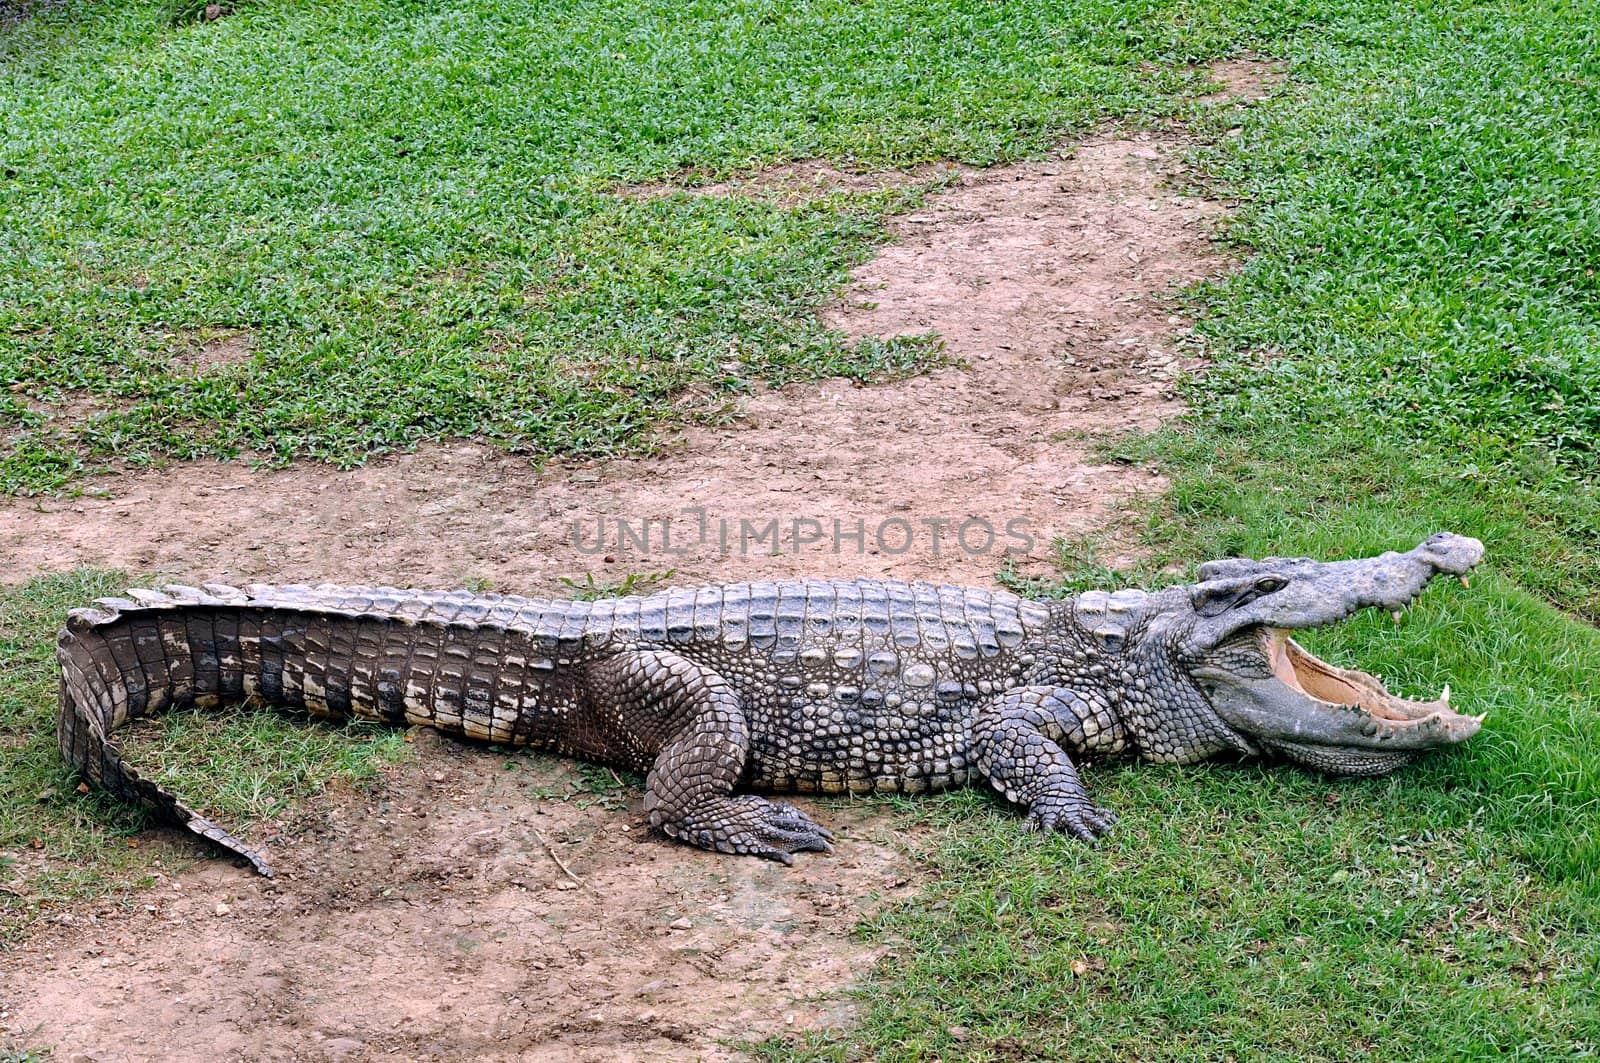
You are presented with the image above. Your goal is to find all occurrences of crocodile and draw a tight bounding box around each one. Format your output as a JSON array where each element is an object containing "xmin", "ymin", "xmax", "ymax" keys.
[{"xmin": 55, "ymin": 533, "xmax": 1486, "ymax": 876}]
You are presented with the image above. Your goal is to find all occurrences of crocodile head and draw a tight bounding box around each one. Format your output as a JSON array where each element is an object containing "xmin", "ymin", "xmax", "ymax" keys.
[{"xmin": 1169, "ymin": 532, "xmax": 1486, "ymax": 776}]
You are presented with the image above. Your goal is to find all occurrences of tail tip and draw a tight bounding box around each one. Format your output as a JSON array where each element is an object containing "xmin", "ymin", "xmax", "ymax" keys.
[{"xmin": 182, "ymin": 811, "xmax": 275, "ymax": 879}]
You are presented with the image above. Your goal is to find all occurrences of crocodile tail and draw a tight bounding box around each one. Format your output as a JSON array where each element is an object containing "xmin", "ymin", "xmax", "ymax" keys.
[
  {"xmin": 55, "ymin": 582, "xmax": 591, "ymax": 876},
  {"xmin": 56, "ymin": 586, "xmax": 278, "ymax": 876}
]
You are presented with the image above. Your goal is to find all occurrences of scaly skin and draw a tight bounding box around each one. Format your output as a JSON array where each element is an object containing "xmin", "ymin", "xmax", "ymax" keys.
[{"xmin": 55, "ymin": 534, "xmax": 1486, "ymax": 876}]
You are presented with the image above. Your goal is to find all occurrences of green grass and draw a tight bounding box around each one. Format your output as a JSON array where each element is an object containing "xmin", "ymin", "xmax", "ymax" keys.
[
  {"xmin": 3, "ymin": 0, "xmax": 1599, "ymax": 1058},
  {"xmin": 0, "ymin": 0, "xmax": 1300, "ymax": 493},
  {"xmin": 1134, "ymin": 0, "xmax": 1600, "ymax": 621}
]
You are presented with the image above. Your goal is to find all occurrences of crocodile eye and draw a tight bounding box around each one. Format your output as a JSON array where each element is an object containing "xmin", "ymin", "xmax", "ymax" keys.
[{"xmin": 1192, "ymin": 573, "xmax": 1291, "ymax": 616}]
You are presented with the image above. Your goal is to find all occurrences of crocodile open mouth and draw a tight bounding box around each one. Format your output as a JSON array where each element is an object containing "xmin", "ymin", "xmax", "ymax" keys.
[{"xmin": 1264, "ymin": 627, "xmax": 1477, "ymax": 725}]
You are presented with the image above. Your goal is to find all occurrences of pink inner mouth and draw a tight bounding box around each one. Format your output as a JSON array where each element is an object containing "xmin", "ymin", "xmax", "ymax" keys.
[{"xmin": 1264, "ymin": 628, "xmax": 1465, "ymax": 723}]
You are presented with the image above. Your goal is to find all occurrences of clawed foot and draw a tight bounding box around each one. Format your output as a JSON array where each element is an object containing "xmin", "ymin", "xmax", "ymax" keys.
[
  {"xmin": 1023, "ymin": 796, "xmax": 1116, "ymax": 842},
  {"xmin": 659, "ymin": 795, "xmax": 835, "ymax": 865}
]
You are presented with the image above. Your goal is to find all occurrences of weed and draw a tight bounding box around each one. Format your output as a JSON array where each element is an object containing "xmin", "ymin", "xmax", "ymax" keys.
[{"xmin": 558, "ymin": 568, "xmax": 678, "ymax": 601}]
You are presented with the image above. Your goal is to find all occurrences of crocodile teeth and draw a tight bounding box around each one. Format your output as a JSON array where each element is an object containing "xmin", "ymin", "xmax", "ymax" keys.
[
  {"xmin": 1459, "ymin": 576, "xmax": 1471, "ymax": 588},
  {"xmin": 1391, "ymin": 610, "xmax": 1403, "ymax": 625},
  {"xmin": 1440, "ymin": 683, "xmax": 1451, "ymax": 705}
]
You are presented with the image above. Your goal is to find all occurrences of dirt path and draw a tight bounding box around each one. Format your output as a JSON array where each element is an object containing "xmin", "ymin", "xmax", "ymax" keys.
[
  {"xmin": 5, "ymin": 735, "xmax": 919, "ymax": 1062},
  {"xmin": 0, "ymin": 66, "xmax": 1271, "ymax": 1058}
]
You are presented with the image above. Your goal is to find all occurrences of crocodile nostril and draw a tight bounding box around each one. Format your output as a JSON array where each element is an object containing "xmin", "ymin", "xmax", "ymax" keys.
[{"xmin": 1095, "ymin": 627, "xmax": 1125, "ymax": 652}]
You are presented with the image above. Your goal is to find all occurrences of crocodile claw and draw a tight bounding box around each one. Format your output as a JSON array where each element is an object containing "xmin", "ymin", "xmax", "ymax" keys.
[
  {"xmin": 1024, "ymin": 798, "xmax": 1117, "ymax": 842},
  {"xmin": 755, "ymin": 800, "xmax": 835, "ymax": 863},
  {"xmin": 666, "ymin": 795, "xmax": 835, "ymax": 864}
]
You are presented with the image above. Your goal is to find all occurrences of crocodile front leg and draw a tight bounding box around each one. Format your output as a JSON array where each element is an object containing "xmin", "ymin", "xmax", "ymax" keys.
[
  {"xmin": 585, "ymin": 649, "xmax": 834, "ymax": 864},
  {"xmin": 972, "ymin": 686, "xmax": 1124, "ymax": 841}
]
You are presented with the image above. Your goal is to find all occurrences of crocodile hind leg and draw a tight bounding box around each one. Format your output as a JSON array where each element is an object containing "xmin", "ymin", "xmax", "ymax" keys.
[{"xmin": 584, "ymin": 649, "xmax": 834, "ymax": 864}]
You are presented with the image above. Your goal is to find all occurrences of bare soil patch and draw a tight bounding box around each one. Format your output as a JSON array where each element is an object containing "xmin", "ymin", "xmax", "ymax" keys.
[
  {"xmin": 1203, "ymin": 56, "xmax": 1288, "ymax": 102},
  {"xmin": 3, "ymin": 732, "xmax": 918, "ymax": 1061},
  {"xmin": 168, "ymin": 328, "xmax": 256, "ymax": 374},
  {"xmin": 0, "ymin": 83, "xmax": 1256, "ymax": 1058},
  {"xmin": 0, "ymin": 0, "xmax": 68, "ymax": 32}
]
